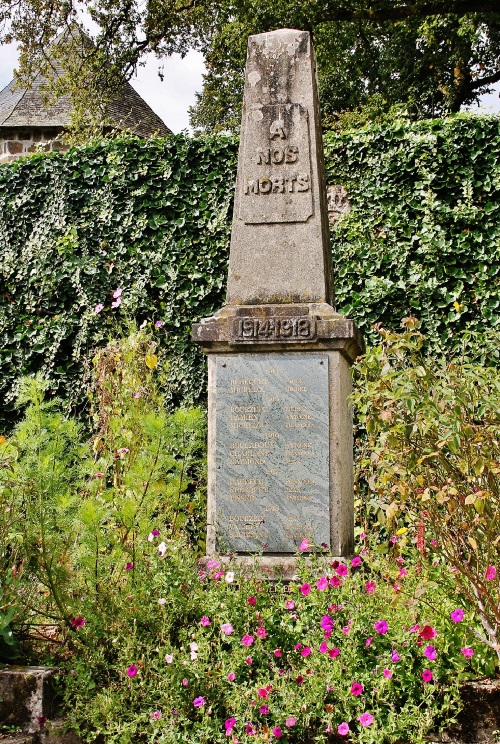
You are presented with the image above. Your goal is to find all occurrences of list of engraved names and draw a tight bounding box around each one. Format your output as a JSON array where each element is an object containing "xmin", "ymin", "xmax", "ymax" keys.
[{"xmin": 215, "ymin": 355, "xmax": 330, "ymax": 553}]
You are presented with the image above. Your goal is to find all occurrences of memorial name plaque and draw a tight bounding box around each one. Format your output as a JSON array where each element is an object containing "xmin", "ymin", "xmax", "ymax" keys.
[{"xmin": 215, "ymin": 354, "xmax": 330, "ymax": 553}]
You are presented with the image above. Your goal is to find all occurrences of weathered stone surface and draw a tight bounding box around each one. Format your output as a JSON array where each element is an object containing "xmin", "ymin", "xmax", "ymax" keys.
[
  {"xmin": 214, "ymin": 354, "xmax": 330, "ymax": 553},
  {"xmin": 326, "ymin": 184, "xmax": 351, "ymax": 225},
  {"xmin": 0, "ymin": 667, "xmax": 56, "ymax": 733},
  {"xmin": 226, "ymin": 29, "xmax": 332, "ymax": 306},
  {"xmin": 39, "ymin": 720, "xmax": 84, "ymax": 744}
]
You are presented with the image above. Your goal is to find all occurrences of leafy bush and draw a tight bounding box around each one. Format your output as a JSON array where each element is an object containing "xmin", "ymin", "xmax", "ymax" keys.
[
  {"xmin": 352, "ymin": 325, "xmax": 500, "ymax": 665},
  {"xmin": 2, "ymin": 115, "xmax": 500, "ymax": 430},
  {"xmin": 60, "ymin": 541, "xmax": 492, "ymax": 744},
  {"xmin": 0, "ymin": 326, "xmax": 206, "ymax": 657}
]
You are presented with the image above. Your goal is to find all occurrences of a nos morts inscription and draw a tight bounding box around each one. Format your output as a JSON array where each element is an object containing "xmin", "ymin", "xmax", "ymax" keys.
[
  {"xmin": 215, "ymin": 355, "xmax": 329, "ymax": 553},
  {"xmin": 238, "ymin": 103, "xmax": 313, "ymax": 224}
]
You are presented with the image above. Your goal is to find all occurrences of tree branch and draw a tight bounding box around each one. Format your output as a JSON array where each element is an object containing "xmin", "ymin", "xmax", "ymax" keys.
[{"xmin": 323, "ymin": 1, "xmax": 500, "ymax": 24}]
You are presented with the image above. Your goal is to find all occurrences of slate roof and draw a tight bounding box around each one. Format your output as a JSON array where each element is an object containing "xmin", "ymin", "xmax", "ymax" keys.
[{"xmin": 0, "ymin": 30, "xmax": 171, "ymax": 136}]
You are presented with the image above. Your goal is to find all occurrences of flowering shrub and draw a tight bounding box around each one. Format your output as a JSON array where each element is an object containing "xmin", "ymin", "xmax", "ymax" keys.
[
  {"xmin": 60, "ymin": 539, "xmax": 493, "ymax": 744},
  {"xmin": 352, "ymin": 325, "xmax": 500, "ymax": 664}
]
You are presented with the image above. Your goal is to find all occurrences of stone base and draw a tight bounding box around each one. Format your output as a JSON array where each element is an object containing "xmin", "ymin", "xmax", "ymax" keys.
[{"xmin": 0, "ymin": 667, "xmax": 56, "ymax": 734}]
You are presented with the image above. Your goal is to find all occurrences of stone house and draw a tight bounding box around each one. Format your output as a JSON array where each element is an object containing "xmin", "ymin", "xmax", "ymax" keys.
[{"xmin": 0, "ymin": 34, "xmax": 171, "ymax": 163}]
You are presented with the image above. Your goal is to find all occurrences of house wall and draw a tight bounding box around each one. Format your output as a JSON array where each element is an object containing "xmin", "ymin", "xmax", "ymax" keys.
[{"xmin": 0, "ymin": 128, "xmax": 67, "ymax": 163}]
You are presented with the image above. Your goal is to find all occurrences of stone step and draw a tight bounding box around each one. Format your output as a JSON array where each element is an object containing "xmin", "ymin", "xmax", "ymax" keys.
[{"xmin": 0, "ymin": 666, "xmax": 56, "ymax": 734}]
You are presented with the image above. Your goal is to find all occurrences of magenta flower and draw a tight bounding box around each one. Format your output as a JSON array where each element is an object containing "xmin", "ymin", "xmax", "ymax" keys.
[
  {"xmin": 319, "ymin": 641, "xmax": 328, "ymax": 653},
  {"xmin": 257, "ymin": 627, "xmax": 267, "ymax": 638},
  {"xmin": 300, "ymin": 583, "xmax": 311, "ymax": 596},
  {"xmin": 374, "ymin": 620, "xmax": 388, "ymax": 634},
  {"xmin": 294, "ymin": 643, "xmax": 302, "ymax": 650},
  {"xmin": 350, "ymin": 682, "xmax": 363, "ymax": 696},
  {"xmin": 285, "ymin": 717, "xmax": 297, "ymax": 727},
  {"xmin": 391, "ymin": 650, "xmax": 400, "ymax": 662},
  {"xmin": 450, "ymin": 608, "xmax": 464, "ymax": 623},
  {"xmin": 182, "ymin": 678, "xmax": 188, "ymax": 686},
  {"xmin": 351, "ymin": 556, "xmax": 362, "ymax": 567},
  {"xmin": 225, "ymin": 718, "xmax": 236, "ymax": 731},
  {"xmin": 316, "ymin": 576, "xmax": 328, "ymax": 590},
  {"xmin": 125, "ymin": 562, "xmax": 133, "ymax": 571},
  {"xmin": 424, "ymin": 645, "xmax": 437, "ymax": 661},
  {"xmin": 227, "ymin": 672, "xmax": 236, "ymax": 681},
  {"xmin": 422, "ymin": 669, "xmax": 433, "ymax": 683},
  {"xmin": 71, "ymin": 616, "xmax": 86, "ymax": 629},
  {"xmin": 461, "ymin": 647, "xmax": 474, "ymax": 658},
  {"xmin": 244, "ymin": 656, "xmax": 252, "ymax": 665},
  {"xmin": 285, "ymin": 600, "xmax": 295, "ymax": 610},
  {"xmin": 329, "ymin": 647, "xmax": 340, "ymax": 658},
  {"xmin": 419, "ymin": 625, "xmax": 436, "ymax": 640},
  {"xmin": 365, "ymin": 637, "xmax": 373, "ymax": 648},
  {"xmin": 94, "ymin": 472, "xmax": 105, "ymax": 478},
  {"xmin": 336, "ymin": 564, "xmax": 348, "ymax": 576},
  {"xmin": 383, "ymin": 668, "xmax": 393, "ymax": 678},
  {"xmin": 329, "ymin": 576, "xmax": 341, "ymax": 587},
  {"xmin": 274, "ymin": 649, "xmax": 282, "ymax": 657},
  {"xmin": 365, "ymin": 581, "xmax": 376, "ymax": 593},
  {"xmin": 206, "ymin": 558, "xmax": 220, "ymax": 569},
  {"xmin": 320, "ymin": 615, "xmax": 334, "ymax": 631},
  {"xmin": 299, "ymin": 539, "xmax": 311, "ymax": 551},
  {"xmin": 485, "ymin": 565, "xmax": 497, "ymax": 580},
  {"xmin": 150, "ymin": 711, "xmax": 161, "ymax": 720},
  {"xmin": 259, "ymin": 705, "xmax": 269, "ymax": 715},
  {"xmin": 338, "ymin": 722, "xmax": 350, "ymax": 736},
  {"xmin": 155, "ymin": 320, "xmax": 163, "ymax": 327},
  {"xmin": 258, "ymin": 687, "xmax": 269, "ymax": 699},
  {"xmin": 273, "ymin": 726, "xmax": 283, "ymax": 738},
  {"xmin": 301, "ymin": 646, "xmax": 311, "ymax": 657},
  {"xmin": 242, "ymin": 634, "xmax": 254, "ymax": 646},
  {"xmin": 358, "ymin": 713, "xmax": 374, "ymax": 727},
  {"xmin": 193, "ymin": 697, "xmax": 205, "ymax": 708},
  {"xmin": 398, "ymin": 568, "xmax": 407, "ymax": 578},
  {"xmin": 126, "ymin": 665, "xmax": 138, "ymax": 677},
  {"xmin": 248, "ymin": 596, "xmax": 257, "ymax": 606},
  {"xmin": 221, "ymin": 623, "xmax": 234, "ymax": 635},
  {"xmin": 200, "ymin": 616, "xmax": 210, "ymax": 626}
]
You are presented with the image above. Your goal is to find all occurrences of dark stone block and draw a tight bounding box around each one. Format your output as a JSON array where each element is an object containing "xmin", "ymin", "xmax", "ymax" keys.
[{"xmin": 7, "ymin": 141, "xmax": 23, "ymax": 154}]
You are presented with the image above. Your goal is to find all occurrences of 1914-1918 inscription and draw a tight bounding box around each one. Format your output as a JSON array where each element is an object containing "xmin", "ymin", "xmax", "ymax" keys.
[{"xmin": 215, "ymin": 355, "xmax": 330, "ymax": 553}]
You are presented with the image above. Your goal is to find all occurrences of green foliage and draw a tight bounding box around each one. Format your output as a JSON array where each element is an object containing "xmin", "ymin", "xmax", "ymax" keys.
[
  {"xmin": 352, "ymin": 326, "xmax": 500, "ymax": 663},
  {"xmin": 60, "ymin": 541, "xmax": 493, "ymax": 744},
  {"xmin": 0, "ymin": 328, "xmax": 207, "ymax": 655},
  {"xmin": 1, "ymin": 116, "xmax": 500, "ymax": 431},
  {"xmin": 326, "ymin": 114, "xmax": 500, "ymax": 356},
  {"xmin": 0, "ymin": 134, "xmax": 237, "ymax": 429}
]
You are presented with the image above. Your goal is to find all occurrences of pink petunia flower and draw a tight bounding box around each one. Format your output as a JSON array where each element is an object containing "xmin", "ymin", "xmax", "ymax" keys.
[
  {"xmin": 221, "ymin": 623, "xmax": 234, "ymax": 636},
  {"xmin": 450, "ymin": 608, "xmax": 464, "ymax": 623},
  {"xmin": 351, "ymin": 682, "xmax": 363, "ymax": 696},
  {"xmin": 274, "ymin": 649, "xmax": 282, "ymax": 657},
  {"xmin": 181, "ymin": 678, "xmax": 188, "ymax": 686},
  {"xmin": 461, "ymin": 648, "xmax": 474, "ymax": 658},
  {"xmin": 300, "ymin": 583, "xmax": 311, "ymax": 596},
  {"xmin": 366, "ymin": 637, "xmax": 373, "ymax": 647},
  {"xmin": 94, "ymin": 303, "xmax": 104, "ymax": 313},
  {"xmin": 71, "ymin": 616, "xmax": 86, "ymax": 629},
  {"xmin": 365, "ymin": 581, "xmax": 376, "ymax": 593},
  {"xmin": 383, "ymin": 668, "xmax": 393, "ymax": 678},
  {"xmin": 111, "ymin": 296, "xmax": 122, "ymax": 309},
  {"xmin": 329, "ymin": 647, "xmax": 340, "ymax": 658},
  {"xmin": 285, "ymin": 600, "xmax": 295, "ymax": 610},
  {"xmin": 193, "ymin": 697, "xmax": 205, "ymax": 708},
  {"xmin": 242, "ymin": 635, "xmax": 254, "ymax": 646},
  {"xmin": 422, "ymin": 669, "xmax": 433, "ymax": 682},
  {"xmin": 258, "ymin": 688, "xmax": 269, "ymax": 699},
  {"xmin": 336, "ymin": 564, "xmax": 348, "ymax": 576},
  {"xmin": 155, "ymin": 320, "xmax": 163, "ymax": 327},
  {"xmin": 244, "ymin": 656, "xmax": 252, "ymax": 665},
  {"xmin": 338, "ymin": 722, "xmax": 350, "ymax": 736},
  {"xmin": 259, "ymin": 705, "xmax": 269, "ymax": 715},
  {"xmin": 273, "ymin": 727, "xmax": 282, "ymax": 739},
  {"xmin": 320, "ymin": 615, "xmax": 334, "ymax": 631},
  {"xmin": 330, "ymin": 576, "xmax": 341, "ymax": 587},
  {"xmin": 200, "ymin": 616, "xmax": 210, "ymax": 626},
  {"xmin": 301, "ymin": 646, "xmax": 311, "ymax": 657},
  {"xmin": 227, "ymin": 672, "xmax": 236, "ymax": 681},
  {"xmin": 424, "ymin": 645, "xmax": 437, "ymax": 661},
  {"xmin": 256, "ymin": 627, "xmax": 267, "ymax": 638},
  {"xmin": 112, "ymin": 288, "xmax": 123, "ymax": 298},
  {"xmin": 125, "ymin": 562, "xmax": 133, "ymax": 571},
  {"xmin": 316, "ymin": 576, "xmax": 328, "ymax": 590},
  {"xmin": 127, "ymin": 665, "xmax": 138, "ymax": 677},
  {"xmin": 151, "ymin": 711, "xmax": 162, "ymax": 720},
  {"xmin": 165, "ymin": 654, "xmax": 173, "ymax": 664},
  {"xmin": 485, "ymin": 566, "xmax": 497, "ymax": 580},
  {"xmin": 351, "ymin": 556, "xmax": 362, "ymax": 567},
  {"xmin": 419, "ymin": 625, "xmax": 436, "ymax": 640},
  {"xmin": 248, "ymin": 596, "xmax": 257, "ymax": 606},
  {"xmin": 225, "ymin": 717, "xmax": 236, "ymax": 731},
  {"xmin": 374, "ymin": 620, "xmax": 388, "ymax": 634},
  {"xmin": 299, "ymin": 539, "xmax": 311, "ymax": 552},
  {"xmin": 319, "ymin": 641, "xmax": 328, "ymax": 653},
  {"xmin": 358, "ymin": 713, "xmax": 374, "ymax": 727},
  {"xmin": 391, "ymin": 650, "xmax": 400, "ymax": 662},
  {"xmin": 285, "ymin": 717, "xmax": 297, "ymax": 727}
]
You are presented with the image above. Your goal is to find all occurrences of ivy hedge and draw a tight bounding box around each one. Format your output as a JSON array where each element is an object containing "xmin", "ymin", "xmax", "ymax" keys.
[{"xmin": 1, "ymin": 115, "xmax": 499, "ymax": 429}]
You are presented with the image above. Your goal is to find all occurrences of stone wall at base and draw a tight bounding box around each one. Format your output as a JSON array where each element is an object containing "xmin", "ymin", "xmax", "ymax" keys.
[{"xmin": 0, "ymin": 129, "xmax": 66, "ymax": 163}]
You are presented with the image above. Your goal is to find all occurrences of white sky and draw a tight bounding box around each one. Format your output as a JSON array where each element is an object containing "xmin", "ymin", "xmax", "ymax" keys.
[{"xmin": 1, "ymin": 40, "xmax": 499, "ymax": 133}]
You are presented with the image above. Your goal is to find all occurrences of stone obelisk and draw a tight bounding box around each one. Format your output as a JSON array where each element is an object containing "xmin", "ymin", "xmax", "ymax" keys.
[{"xmin": 193, "ymin": 29, "xmax": 363, "ymax": 572}]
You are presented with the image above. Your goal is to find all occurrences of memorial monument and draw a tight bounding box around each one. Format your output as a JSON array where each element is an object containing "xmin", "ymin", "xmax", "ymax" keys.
[{"xmin": 192, "ymin": 29, "xmax": 363, "ymax": 570}]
